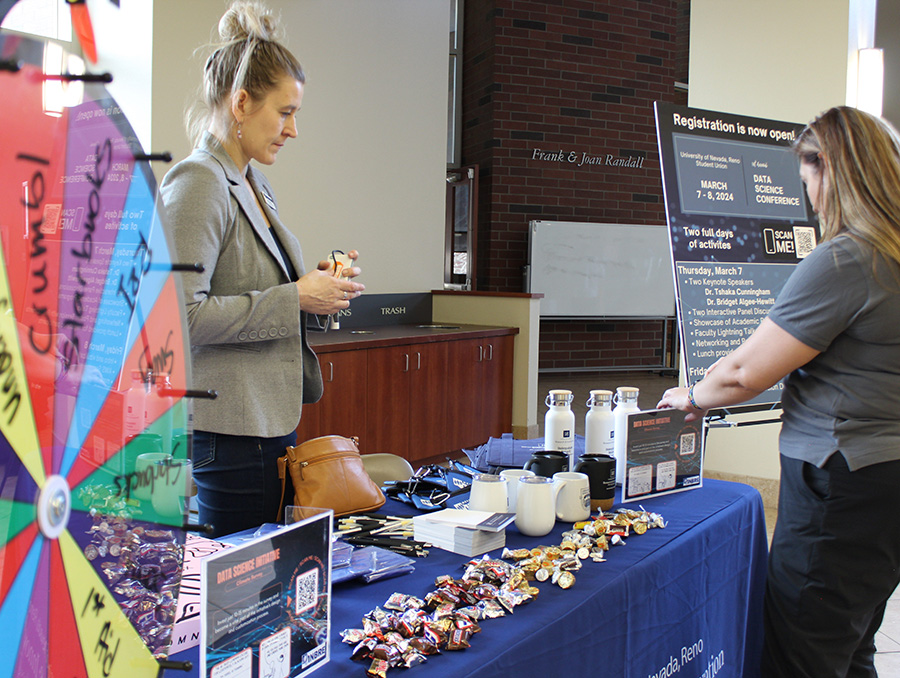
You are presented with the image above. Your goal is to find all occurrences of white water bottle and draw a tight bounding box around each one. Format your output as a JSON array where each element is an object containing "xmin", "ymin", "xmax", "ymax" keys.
[
  {"xmin": 123, "ymin": 369, "xmax": 148, "ymax": 443},
  {"xmin": 612, "ymin": 386, "xmax": 640, "ymax": 485},
  {"xmin": 584, "ymin": 390, "xmax": 615, "ymax": 459},
  {"xmin": 155, "ymin": 372, "xmax": 175, "ymax": 455},
  {"xmin": 544, "ymin": 389, "xmax": 575, "ymax": 470}
]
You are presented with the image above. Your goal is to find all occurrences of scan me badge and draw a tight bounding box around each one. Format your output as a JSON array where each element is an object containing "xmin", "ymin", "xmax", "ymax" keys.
[{"xmin": 760, "ymin": 224, "xmax": 817, "ymax": 261}]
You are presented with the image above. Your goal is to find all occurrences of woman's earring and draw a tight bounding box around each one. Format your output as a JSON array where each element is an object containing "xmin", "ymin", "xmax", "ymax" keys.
[{"xmin": 237, "ymin": 121, "xmax": 242, "ymax": 139}]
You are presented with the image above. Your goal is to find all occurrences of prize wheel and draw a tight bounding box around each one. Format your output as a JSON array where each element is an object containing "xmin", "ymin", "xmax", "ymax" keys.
[{"xmin": 0, "ymin": 33, "xmax": 193, "ymax": 676}]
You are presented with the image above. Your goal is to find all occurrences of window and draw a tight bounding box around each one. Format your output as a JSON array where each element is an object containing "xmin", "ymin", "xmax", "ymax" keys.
[
  {"xmin": 445, "ymin": 3, "xmax": 475, "ymax": 289},
  {"xmin": 445, "ymin": 165, "xmax": 478, "ymax": 289},
  {"xmin": 448, "ymin": 0, "xmax": 462, "ymax": 167}
]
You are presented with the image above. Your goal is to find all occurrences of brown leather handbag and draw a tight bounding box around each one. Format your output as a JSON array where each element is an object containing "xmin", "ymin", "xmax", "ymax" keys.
[{"xmin": 276, "ymin": 435, "xmax": 385, "ymax": 521}]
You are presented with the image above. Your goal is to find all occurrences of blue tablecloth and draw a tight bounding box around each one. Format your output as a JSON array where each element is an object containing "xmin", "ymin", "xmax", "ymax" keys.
[{"xmin": 169, "ymin": 479, "xmax": 768, "ymax": 678}]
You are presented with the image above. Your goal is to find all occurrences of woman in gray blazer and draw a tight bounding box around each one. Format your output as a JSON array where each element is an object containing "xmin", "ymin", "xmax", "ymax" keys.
[{"xmin": 160, "ymin": 1, "xmax": 363, "ymax": 537}]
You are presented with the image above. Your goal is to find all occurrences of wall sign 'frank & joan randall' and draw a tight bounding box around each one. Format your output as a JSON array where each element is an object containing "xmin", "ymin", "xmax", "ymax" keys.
[{"xmin": 531, "ymin": 148, "xmax": 646, "ymax": 168}]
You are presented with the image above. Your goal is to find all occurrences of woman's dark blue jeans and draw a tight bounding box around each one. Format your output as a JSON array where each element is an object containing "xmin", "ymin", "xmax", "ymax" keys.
[{"xmin": 191, "ymin": 429, "xmax": 297, "ymax": 538}]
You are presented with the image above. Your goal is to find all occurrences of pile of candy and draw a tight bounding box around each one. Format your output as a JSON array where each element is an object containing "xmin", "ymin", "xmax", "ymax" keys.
[
  {"xmin": 343, "ymin": 507, "xmax": 666, "ymax": 676},
  {"xmin": 341, "ymin": 555, "xmax": 538, "ymax": 676},
  {"xmin": 501, "ymin": 507, "xmax": 668, "ymax": 589},
  {"xmin": 83, "ymin": 507, "xmax": 184, "ymax": 658}
]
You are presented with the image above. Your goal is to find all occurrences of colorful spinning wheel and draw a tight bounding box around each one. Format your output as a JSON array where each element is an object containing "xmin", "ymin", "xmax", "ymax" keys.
[{"xmin": 0, "ymin": 33, "xmax": 193, "ymax": 676}]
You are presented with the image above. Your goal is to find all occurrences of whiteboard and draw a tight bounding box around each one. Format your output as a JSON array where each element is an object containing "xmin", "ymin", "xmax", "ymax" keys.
[{"xmin": 527, "ymin": 221, "xmax": 676, "ymax": 317}]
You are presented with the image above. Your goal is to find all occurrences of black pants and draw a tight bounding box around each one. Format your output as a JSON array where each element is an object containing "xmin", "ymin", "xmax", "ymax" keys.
[{"xmin": 761, "ymin": 453, "xmax": 900, "ymax": 678}]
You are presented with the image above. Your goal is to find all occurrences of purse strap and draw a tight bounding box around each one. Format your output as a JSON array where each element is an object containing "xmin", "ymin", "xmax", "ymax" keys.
[{"xmin": 275, "ymin": 446, "xmax": 297, "ymax": 522}]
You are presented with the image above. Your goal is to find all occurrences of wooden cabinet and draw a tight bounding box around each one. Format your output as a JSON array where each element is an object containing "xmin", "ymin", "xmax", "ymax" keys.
[
  {"xmin": 478, "ymin": 334, "xmax": 515, "ymax": 440},
  {"xmin": 365, "ymin": 342, "xmax": 448, "ymax": 463},
  {"xmin": 295, "ymin": 349, "xmax": 368, "ymax": 444},
  {"xmin": 300, "ymin": 325, "xmax": 517, "ymax": 463},
  {"xmin": 445, "ymin": 335, "xmax": 514, "ymax": 452}
]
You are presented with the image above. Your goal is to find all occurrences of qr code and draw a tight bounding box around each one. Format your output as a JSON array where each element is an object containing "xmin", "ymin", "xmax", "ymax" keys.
[
  {"xmin": 793, "ymin": 226, "xmax": 817, "ymax": 258},
  {"xmin": 42, "ymin": 203, "xmax": 62, "ymax": 234},
  {"xmin": 295, "ymin": 568, "xmax": 319, "ymax": 615},
  {"xmin": 679, "ymin": 432, "xmax": 696, "ymax": 456}
]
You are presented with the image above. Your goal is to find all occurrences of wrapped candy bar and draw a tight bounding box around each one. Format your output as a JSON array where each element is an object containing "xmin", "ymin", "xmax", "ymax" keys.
[
  {"xmin": 444, "ymin": 628, "xmax": 471, "ymax": 651},
  {"xmin": 352, "ymin": 637, "xmax": 379, "ymax": 661},
  {"xmin": 384, "ymin": 592, "xmax": 411, "ymax": 612},
  {"xmin": 366, "ymin": 657, "xmax": 390, "ymax": 678},
  {"xmin": 401, "ymin": 649, "xmax": 427, "ymax": 668},
  {"xmin": 340, "ymin": 628, "xmax": 368, "ymax": 645},
  {"xmin": 408, "ymin": 637, "xmax": 439, "ymax": 656},
  {"xmin": 478, "ymin": 599, "xmax": 506, "ymax": 619}
]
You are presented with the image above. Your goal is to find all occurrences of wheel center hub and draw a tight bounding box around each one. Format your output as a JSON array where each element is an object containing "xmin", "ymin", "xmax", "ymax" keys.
[{"xmin": 37, "ymin": 475, "xmax": 71, "ymax": 540}]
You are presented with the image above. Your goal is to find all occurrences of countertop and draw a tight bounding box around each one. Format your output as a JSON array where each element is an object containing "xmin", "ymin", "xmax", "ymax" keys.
[{"xmin": 306, "ymin": 323, "xmax": 518, "ymax": 352}]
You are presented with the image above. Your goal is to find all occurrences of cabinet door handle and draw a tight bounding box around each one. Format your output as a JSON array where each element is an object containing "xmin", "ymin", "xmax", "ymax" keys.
[
  {"xmin": 403, "ymin": 353, "xmax": 409, "ymax": 372},
  {"xmin": 477, "ymin": 345, "xmax": 484, "ymax": 362},
  {"xmin": 327, "ymin": 361, "xmax": 335, "ymax": 382},
  {"xmin": 416, "ymin": 352, "xmax": 422, "ymax": 370},
  {"xmin": 487, "ymin": 343, "xmax": 493, "ymax": 361}
]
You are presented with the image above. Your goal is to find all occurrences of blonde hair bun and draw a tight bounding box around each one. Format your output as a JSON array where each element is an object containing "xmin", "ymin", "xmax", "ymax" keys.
[
  {"xmin": 218, "ymin": 0, "xmax": 282, "ymax": 44},
  {"xmin": 185, "ymin": 0, "xmax": 303, "ymax": 147}
]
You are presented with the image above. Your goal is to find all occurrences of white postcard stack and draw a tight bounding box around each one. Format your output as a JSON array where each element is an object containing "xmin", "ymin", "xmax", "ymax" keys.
[{"xmin": 412, "ymin": 509, "xmax": 515, "ymax": 557}]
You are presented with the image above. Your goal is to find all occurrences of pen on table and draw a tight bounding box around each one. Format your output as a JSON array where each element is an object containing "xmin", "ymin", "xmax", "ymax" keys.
[
  {"xmin": 342, "ymin": 513, "xmax": 412, "ymax": 521},
  {"xmin": 337, "ymin": 515, "xmax": 411, "ymax": 531},
  {"xmin": 344, "ymin": 535, "xmax": 428, "ymax": 556},
  {"xmin": 335, "ymin": 519, "xmax": 413, "ymax": 537},
  {"xmin": 369, "ymin": 519, "xmax": 411, "ymax": 535}
]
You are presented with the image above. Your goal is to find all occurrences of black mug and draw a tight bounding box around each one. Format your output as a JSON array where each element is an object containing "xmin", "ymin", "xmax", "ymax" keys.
[
  {"xmin": 523, "ymin": 450, "xmax": 569, "ymax": 477},
  {"xmin": 574, "ymin": 454, "xmax": 616, "ymax": 511}
]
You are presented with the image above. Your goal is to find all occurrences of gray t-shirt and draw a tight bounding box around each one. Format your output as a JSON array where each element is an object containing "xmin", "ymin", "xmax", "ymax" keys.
[{"xmin": 767, "ymin": 235, "xmax": 900, "ymax": 470}]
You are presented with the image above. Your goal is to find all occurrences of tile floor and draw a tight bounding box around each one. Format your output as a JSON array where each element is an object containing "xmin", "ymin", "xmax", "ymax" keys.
[{"xmin": 536, "ymin": 370, "xmax": 900, "ymax": 675}]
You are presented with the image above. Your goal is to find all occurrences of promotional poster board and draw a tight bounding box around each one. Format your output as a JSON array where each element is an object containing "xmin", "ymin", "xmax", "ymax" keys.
[
  {"xmin": 200, "ymin": 512, "xmax": 332, "ymax": 678},
  {"xmin": 172, "ymin": 535, "xmax": 233, "ymax": 654},
  {"xmin": 622, "ymin": 409, "xmax": 704, "ymax": 501},
  {"xmin": 654, "ymin": 103, "xmax": 817, "ymax": 405}
]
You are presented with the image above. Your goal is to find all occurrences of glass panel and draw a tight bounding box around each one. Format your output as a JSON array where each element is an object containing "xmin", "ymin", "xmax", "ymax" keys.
[
  {"xmin": 448, "ymin": 56, "xmax": 457, "ymax": 165},
  {"xmin": 453, "ymin": 252, "xmax": 468, "ymax": 275},
  {"xmin": 454, "ymin": 183, "xmax": 470, "ymax": 233},
  {"xmin": 449, "ymin": 0, "xmax": 458, "ymax": 50},
  {"xmin": 0, "ymin": 31, "xmax": 191, "ymax": 669},
  {"xmin": 453, "ymin": 183, "xmax": 470, "ymax": 275}
]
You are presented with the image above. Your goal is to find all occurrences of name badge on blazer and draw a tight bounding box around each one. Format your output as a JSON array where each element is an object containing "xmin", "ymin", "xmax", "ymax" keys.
[{"xmin": 261, "ymin": 187, "xmax": 277, "ymax": 211}]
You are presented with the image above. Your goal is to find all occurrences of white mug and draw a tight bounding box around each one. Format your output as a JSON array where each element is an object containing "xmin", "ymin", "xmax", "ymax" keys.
[
  {"xmin": 500, "ymin": 468, "xmax": 535, "ymax": 513},
  {"xmin": 553, "ymin": 471, "xmax": 591, "ymax": 522},
  {"xmin": 133, "ymin": 452, "xmax": 172, "ymax": 501},
  {"xmin": 151, "ymin": 459, "xmax": 193, "ymax": 517},
  {"xmin": 515, "ymin": 476, "xmax": 557, "ymax": 537},
  {"xmin": 469, "ymin": 473, "xmax": 509, "ymax": 513}
]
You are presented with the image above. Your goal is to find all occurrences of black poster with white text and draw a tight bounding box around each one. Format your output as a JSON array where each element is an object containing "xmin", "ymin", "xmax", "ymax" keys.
[{"xmin": 654, "ymin": 103, "xmax": 818, "ymax": 405}]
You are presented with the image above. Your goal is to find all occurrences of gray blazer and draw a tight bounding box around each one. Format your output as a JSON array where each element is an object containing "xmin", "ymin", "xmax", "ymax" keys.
[{"xmin": 160, "ymin": 132, "xmax": 322, "ymax": 438}]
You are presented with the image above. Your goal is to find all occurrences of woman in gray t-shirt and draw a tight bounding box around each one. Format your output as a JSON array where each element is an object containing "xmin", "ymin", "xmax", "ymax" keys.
[{"xmin": 659, "ymin": 106, "xmax": 900, "ymax": 678}]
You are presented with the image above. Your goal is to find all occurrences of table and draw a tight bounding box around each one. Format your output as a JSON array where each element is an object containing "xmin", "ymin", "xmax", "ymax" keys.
[{"xmin": 169, "ymin": 479, "xmax": 768, "ymax": 678}]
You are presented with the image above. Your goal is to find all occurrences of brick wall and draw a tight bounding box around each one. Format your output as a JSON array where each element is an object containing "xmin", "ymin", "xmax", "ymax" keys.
[
  {"xmin": 539, "ymin": 317, "xmax": 675, "ymax": 371},
  {"xmin": 462, "ymin": 0, "xmax": 689, "ymax": 371}
]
